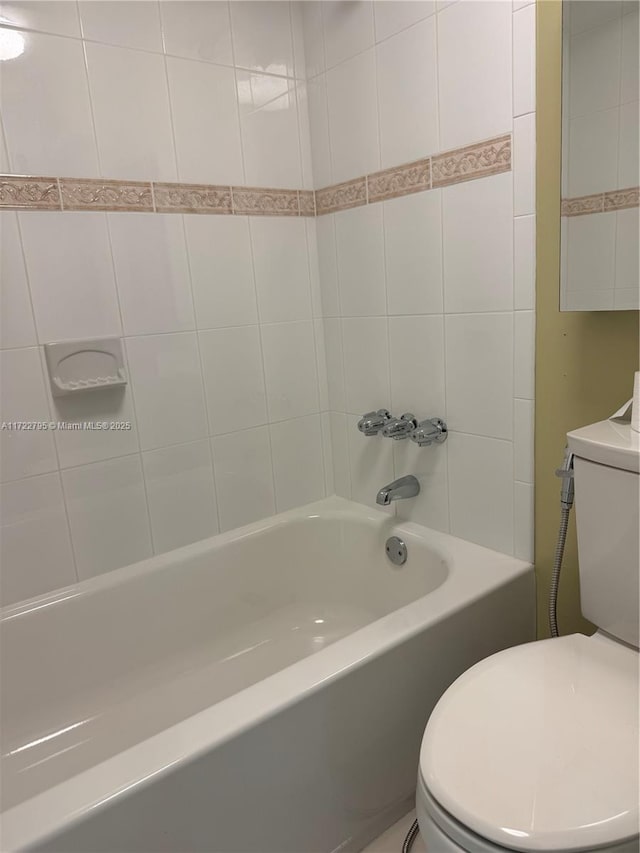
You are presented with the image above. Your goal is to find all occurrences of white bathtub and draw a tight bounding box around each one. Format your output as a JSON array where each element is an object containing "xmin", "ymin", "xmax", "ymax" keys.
[{"xmin": 1, "ymin": 496, "xmax": 535, "ymax": 853}]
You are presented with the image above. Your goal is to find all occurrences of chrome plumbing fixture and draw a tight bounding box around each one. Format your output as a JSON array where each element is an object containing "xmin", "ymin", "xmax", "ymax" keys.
[
  {"xmin": 357, "ymin": 409, "xmax": 391, "ymax": 436},
  {"xmin": 376, "ymin": 475, "xmax": 420, "ymax": 506},
  {"xmin": 385, "ymin": 536, "xmax": 408, "ymax": 566},
  {"xmin": 381, "ymin": 413, "xmax": 418, "ymax": 440},
  {"xmin": 410, "ymin": 418, "xmax": 448, "ymax": 446}
]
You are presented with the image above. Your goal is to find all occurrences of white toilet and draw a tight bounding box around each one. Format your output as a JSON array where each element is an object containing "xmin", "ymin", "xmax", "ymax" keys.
[{"xmin": 416, "ymin": 418, "xmax": 639, "ymax": 853}]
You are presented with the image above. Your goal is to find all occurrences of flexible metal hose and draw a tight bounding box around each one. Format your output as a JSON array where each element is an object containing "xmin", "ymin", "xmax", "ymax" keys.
[
  {"xmin": 548, "ymin": 505, "xmax": 571, "ymax": 638},
  {"xmin": 402, "ymin": 819, "xmax": 419, "ymax": 853}
]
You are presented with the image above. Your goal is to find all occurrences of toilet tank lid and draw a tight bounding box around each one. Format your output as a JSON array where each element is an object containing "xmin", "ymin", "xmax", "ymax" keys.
[
  {"xmin": 568, "ymin": 419, "xmax": 639, "ymax": 472},
  {"xmin": 420, "ymin": 634, "xmax": 639, "ymax": 852}
]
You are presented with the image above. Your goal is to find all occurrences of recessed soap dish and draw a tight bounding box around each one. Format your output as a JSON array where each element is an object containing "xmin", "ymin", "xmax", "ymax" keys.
[{"xmin": 44, "ymin": 338, "xmax": 127, "ymax": 398}]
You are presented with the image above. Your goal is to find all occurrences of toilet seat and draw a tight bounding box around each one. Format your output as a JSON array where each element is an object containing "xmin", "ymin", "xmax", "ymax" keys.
[{"xmin": 419, "ymin": 633, "xmax": 639, "ymax": 852}]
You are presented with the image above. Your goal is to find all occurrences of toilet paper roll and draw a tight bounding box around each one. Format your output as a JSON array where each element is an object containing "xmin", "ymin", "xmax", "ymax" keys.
[{"xmin": 632, "ymin": 371, "xmax": 640, "ymax": 433}]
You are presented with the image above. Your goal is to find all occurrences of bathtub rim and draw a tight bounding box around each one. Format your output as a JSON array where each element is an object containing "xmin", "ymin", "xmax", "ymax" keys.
[{"xmin": 1, "ymin": 496, "xmax": 533, "ymax": 851}]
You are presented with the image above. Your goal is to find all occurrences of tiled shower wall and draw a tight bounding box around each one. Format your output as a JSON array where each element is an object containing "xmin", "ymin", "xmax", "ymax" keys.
[
  {"xmin": 0, "ymin": 1, "xmax": 328, "ymax": 605},
  {"xmin": 305, "ymin": 0, "xmax": 536, "ymax": 558}
]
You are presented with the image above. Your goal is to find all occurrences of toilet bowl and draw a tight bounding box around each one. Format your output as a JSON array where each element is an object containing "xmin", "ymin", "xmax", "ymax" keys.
[{"xmin": 415, "ymin": 418, "xmax": 640, "ymax": 853}]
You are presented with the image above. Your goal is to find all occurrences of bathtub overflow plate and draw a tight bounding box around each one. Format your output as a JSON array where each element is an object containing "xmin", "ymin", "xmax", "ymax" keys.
[{"xmin": 385, "ymin": 536, "xmax": 407, "ymax": 566}]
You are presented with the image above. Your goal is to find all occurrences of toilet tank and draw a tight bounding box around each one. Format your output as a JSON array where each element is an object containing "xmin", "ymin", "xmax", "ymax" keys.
[{"xmin": 567, "ymin": 420, "xmax": 639, "ymax": 648}]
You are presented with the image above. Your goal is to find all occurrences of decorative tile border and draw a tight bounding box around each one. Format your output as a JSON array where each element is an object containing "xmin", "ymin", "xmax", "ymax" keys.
[
  {"xmin": 231, "ymin": 186, "xmax": 298, "ymax": 217},
  {"xmin": 431, "ymin": 135, "xmax": 511, "ymax": 188},
  {"xmin": 561, "ymin": 186, "xmax": 639, "ymax": 217},
  {"xmin": 0, "ymin": 133, "xmax": 515, "ymax": 218},
  {"xmin": 367, "ymin": 158, "xmax": 430, "ymax": 203},
  {"xmin": 60, "ymin": 178, "xmax": 153, "ymax": 212},
  {"xmin": 154, "ymin": 182, "xmax": 232, "ymax": 214},
  {"xmin": 316, "ymin": 177, "xmax": 367, "ymax": 215},
  {"xmin": 0, "ymin": 175, "xmax": 61, "ymax": 210}
]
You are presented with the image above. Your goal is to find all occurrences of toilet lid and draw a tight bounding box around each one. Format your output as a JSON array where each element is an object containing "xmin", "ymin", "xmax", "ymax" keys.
[{"xmin": 420, "ymin": 634, "xmax": 639, "ymax": 852}]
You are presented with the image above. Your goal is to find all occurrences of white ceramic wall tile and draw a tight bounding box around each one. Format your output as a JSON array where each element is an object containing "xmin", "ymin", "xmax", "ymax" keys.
[
  {"xmin": 513, "ymin": 112, "xmax": 535, "ymax": 217},
  {"xmin": 615, "ymin": 208, "xmax": 640, "ymax": 291},
  {"xmin": 314, "ymin": 319, "xmax": 329, "ymax": 411},
  {"xmin": 184, "ymin": 215, "xmax": 258, "ymax": 330},
  {"xmin": 239, "ymin": 82, "xmax": 303, "ymax": 188},
  {"xmin": 0, "ymin": 347, "xmax": 57, "ymax": 483},
  {"xmin": 566, "ymin": 213, "xmax": 616, "ymax": 295},
  {"xmin": 18, "ymin": 212, "xmax": 121, "ymax": 344},
  {"xmin": 85, "ymin": 42, "xmax": 177, "ymax": 181},
  {"xmin": 568, "ymin": 108, "xmax": 619, "ymax": 197},
  {"xmin": 342, "ymin": 317, "xmax": 390, "ymax": 415},
  {"xmin": 0, "ymin": 1, "xmax": 81, "ymax": 36},
  {"xmin": 230, "ymin": 0, "xmax": 294, "ymax": 77},
  {"xmin": 443, "ymin": 172, "xmax": 514, "ymax": 313},
  {"xmin": 323, "ymin": 318, "xmax": 346, "ymax": 412},
  {"xmin": 621, "ymin": 8, "xmax": 639, "ymax": 104},
  {"xmin": 376, "ymin": 18, "xmax": 438, "ymax": 168},
  {"xmin": 0, "ymin": 120, "xmax": 9, "ymax": 173},
  {"xmin": 167, "ymin": 58, "xmax": 244, "ymax": 185},
  {"xmin": 305, "ymin": 219, "xmax": 323, "ymax": 318},
  {"xmin": 514, "ymin": 311, "xmax": 535, "ymax": 401},
  {"xmin": 1, "ymin": 31, "xmax": 98, "ymax": 176},
  {"xmin": 384, "ymin": 191, "xmax": 443, "ymax": 316},
  {"xmin": 514, "ymin": 480, "xmax": 534, "ymax": 562},
  {"xmin": 437, "ymin": 0, "xmax": 512, "ymax": 150},
  {"xmin": 199, "ymin": 326, "xmax": 267, "ymax": 435},
  {"xmin": 299, "ymin": 1, "xmax": 325, "ymax": 78},
  {"xmin": 126, "ymin": 332, "xmax": 207, "ymax": 450},
  {"xmin": 261, "ymin": 321, "xmax": 320, "ymax": 421},
  {"xmin": 328, "ymin": 412, "xmax": 351, "ymax": 498},
  {"xmin": 514, "ymin": 215, "xmax": 536, "ymax": 311},
  {"xmin": 320, "ymin": 412, "xmax": 334, "ymax": 494},
  {"xmin": 160, "ymin": 0, "xmax": 233, "ymax": 65},
  {"xmin": 514, "ymin": 397, "xmax": 534, "ymax": 483},
  {"xmin": 108, "ymin": 213, "xmax": 195, "ymax": 336},
  {"xmin": 326, "ymin": 48, "xmax": 380, "ymax": 183},
  {"xmin": 62, "ymin": 454, "xmax": 152, "ymax": 579},
  {"xmin": 79, "ymin": 1, "xmax": 162, "ymax": 52},
  {"xmin": 211, "ymin": 426, "xmax": 276, "ymax": 531},
  {"xmin": 316, "ymin": 215, "xmax": 340, "ymax": 317},
  {"xmin": 389, "ymin": 315, "xmax": 445, "ymax": 416},
  {"xmin": 322, "ymin": 1, "xmax": 374, "ymax": 69},
  {"xmin": 393, "ymin": 439, "xmax": 449, "ymax": 533},
  {"xmin": 307, "ymin": 74, "xmax": 333, "ymax": 188},
  {"xmin": 374, "ymin": 1, "xmax": 435, "ymax": 42},
  {"xmin": 48, "ymin": 381, "xmax": 140, "ymax": 470},
  {"xmin": 296, "ymin": 83, "xmax": 315, "ymax": 190},
  {"xmin": 445, "ymin": 313, "xmax": 514, "ymax": 440},
  {"xmin": 142, "ymin": 439, "xmax": 218, "ymax": 553},
  {"xmin": 347, "ymin": 424, "xmax": 394, "ymax": 510},
  {"xmin": 335, "ymin": 204, "xmax": 386, "ymax": 317},
  {"xmin": 0, "ymin": 213, "xmax": 37, "ymax": 350},
  {"xmin": 513, "ymin": 3, "xmax": 536, "ymax": 117},
  {"xmin": 270, "ymin": 414, "xmax": 326, "ymax": 511},
  {"xmin": 448, "ymin": 431, "xmax": 514, "ymax": 554},
  {"xmin": 618, "ymin": 100, "xmax": 639, "ymax": 188},
  {"xmin": 0, "ymin": 473, "xmax": 76, "ymax": 606},
  {"xmin": 251, "ymin": 218, "xmax": 312, "ymax": 323},
  {"xmin": 569, "ymin": 17, "xmax": 622, "ymax": 118}
]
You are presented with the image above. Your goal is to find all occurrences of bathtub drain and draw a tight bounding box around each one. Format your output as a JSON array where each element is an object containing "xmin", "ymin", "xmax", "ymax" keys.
[{"xmin": 385, "ymin": 536, "xmax": 407, "ymax": 566}]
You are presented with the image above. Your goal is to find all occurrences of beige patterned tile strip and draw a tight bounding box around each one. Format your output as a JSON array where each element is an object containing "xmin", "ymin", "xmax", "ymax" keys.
[
  {"xmin": 560, "ymin": 193, "xmax": 604, "ymax": 217},
  {"xmin": 153, "ymin": 182, "xmax": 232, "ymax": 214},
  {"xmin": 366, "ymin": 158, "xmax": 430, "ymax": 203},
  {"xmin": 431, "ymin": 134, "xmax": 511, "ymax": 188},
  {"xmin": 0, "ymin": 134, "xmax": 516, "ymax": 216},
  {"xmin": 603, "ymin": 186, "xmax": 640, "ymax": 212},
  {"xmin": 298, "ymin": 190, "xmax": 316, "ymax": 217},
  {"xmin": 0, "ymin": 175, "xmax": 62, "ymax": 210},
  {"xmin": 60, "ymin": 178, "xmax": 153, "ymax": 212},
  {"xmin": 315, "ymin": 177, "xmax": 367, "ymax": 215},
  {"xmin": 232, "ymin": 186, "xmax": 299, "ymax": 216}
]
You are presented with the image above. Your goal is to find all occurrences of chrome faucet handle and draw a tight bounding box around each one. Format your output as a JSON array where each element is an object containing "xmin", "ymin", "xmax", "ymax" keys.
[
  {"xmin": 357, "ymin": 409, "xmax": 391, "ymax": 436},
  {"xmin": 381, "ymin": 413, "xmax": 417, "ymax": 440},
  {"xmin": 410, "ymin": 418, "xmax": 448, "ymax": 447}
]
